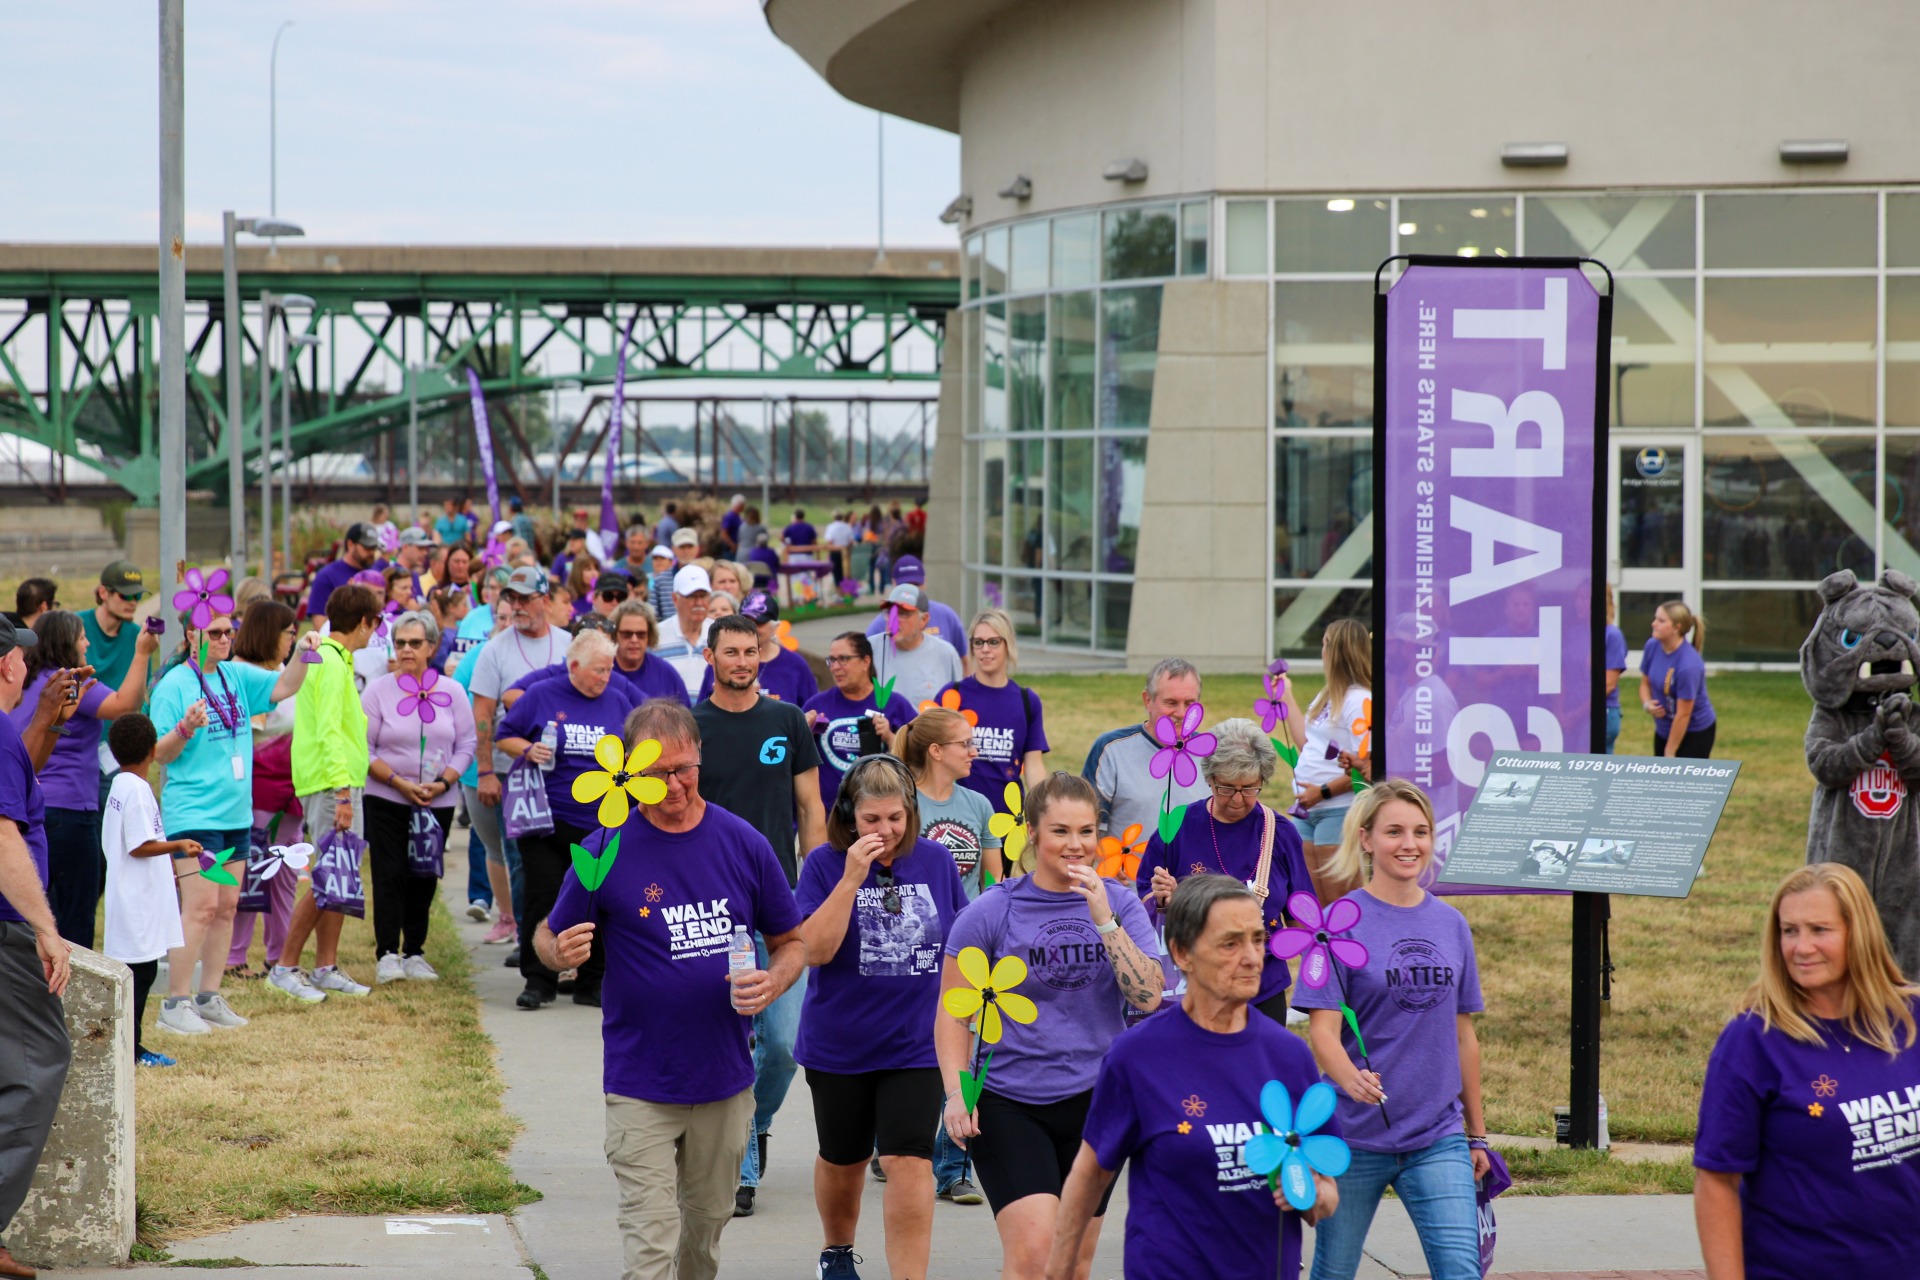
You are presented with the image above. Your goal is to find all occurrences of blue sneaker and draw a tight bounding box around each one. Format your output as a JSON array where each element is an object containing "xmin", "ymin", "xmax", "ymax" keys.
[
  {"xmin": 817, "ymin": 1245, "xmax": 863, "ymax": 1280},
  {"xmin": 137, "ymin": 1049, "xmax": 177, "ymax": 1068}
]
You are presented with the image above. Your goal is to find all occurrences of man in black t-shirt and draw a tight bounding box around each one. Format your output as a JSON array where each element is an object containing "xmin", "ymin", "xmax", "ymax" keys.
[{"xmin": 690, "ymin": 612, "xmax": 826, "ymax": 1217}]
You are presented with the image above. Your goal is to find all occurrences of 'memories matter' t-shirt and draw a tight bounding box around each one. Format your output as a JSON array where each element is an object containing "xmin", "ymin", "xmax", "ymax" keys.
[
  {"xmin": 1084, "ymin": 1004, "xmax": 1333, "ymax": 1280},
  {"xmin": 1694, "ymin": 999, "xmax": 1920, "ymax": 1280},
  {"xmin": 546, "ymin": 802, "xmax": 801, "ymax": 1105},
  {"xmin": 1291, "ymin": 888, "xmax": 1483, "ymax": 1153},
  {"xmin": 945, "ymin": 874, "xmax": 1156, "ymax": 1104},
  {"xmin": 793, "ymin": 837, "xmax": 966, "ymax": 1074}
]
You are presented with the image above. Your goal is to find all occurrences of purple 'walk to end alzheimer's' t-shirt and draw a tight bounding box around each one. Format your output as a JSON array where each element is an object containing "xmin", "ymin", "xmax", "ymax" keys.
[
  {"xmin": 793, "ymin": 837, "xmax": 966, "ymax": 1074},
  {"xmin": 1291, "ymin": 888, "xmax": 1483, "ymax": 1153},
  {"xmin": 1693, "ymin": 998, "xmax": 1920, "ymax": 1280},
  {"xmin": 803, "ymin": 686, "xmax": 918, "ymax": 811},
  {"xmin": 1085, "ymin": 1004, "xmax": 1333, "ymax": 1280},
  {"xmin": 944, "ymin": 874, "xmax": 1157, "ymax": 1104},
  {"xmin": 546, "ymin": 803, "xmax": 802, "ymax": 1105},
  {"xmin": 495, "ymin": 678, "xmax": 635, "ymax": 830},
  {"xmin": 939, "ymin": 677, "xmax": 1049, "ymax": 805}
]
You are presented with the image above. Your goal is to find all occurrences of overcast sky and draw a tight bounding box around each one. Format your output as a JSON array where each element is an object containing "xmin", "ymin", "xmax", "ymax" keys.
[{"xmin": 0, "ymin": 0, "xmax": 961, "ymax": 248}]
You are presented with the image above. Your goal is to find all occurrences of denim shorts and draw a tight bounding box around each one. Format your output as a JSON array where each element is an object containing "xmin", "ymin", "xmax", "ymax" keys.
[{"xmin": 1291, "ymin": 803, "xmax": 1352, "ymax": 845}]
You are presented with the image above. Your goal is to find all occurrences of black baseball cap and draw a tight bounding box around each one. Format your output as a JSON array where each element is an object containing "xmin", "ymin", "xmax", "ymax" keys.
[
  {"xmin": 344, "ymin": 522, "xmax": 381, "ymax": 549},
  {"xmin": 740, "ymin": 589, "xmax": 780, "ymax": 624},
  {"xmin": 0, "ymin": 615, "xmax": 39, "ymax": 659}
]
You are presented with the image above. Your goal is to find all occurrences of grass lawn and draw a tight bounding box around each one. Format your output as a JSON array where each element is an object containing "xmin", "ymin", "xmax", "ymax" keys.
[
  {"xmin": 132, "ymin": 896, "xmax": 534, "ymax": 1245},
  {"xmin": 1026, "ymin": 669, "xmax": 1811, "ymax": 1148}
]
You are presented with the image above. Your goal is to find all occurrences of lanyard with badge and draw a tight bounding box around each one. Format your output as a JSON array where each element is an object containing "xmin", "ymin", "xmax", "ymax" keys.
[{"xmin": 191, "ymin": 658, "xmax": 245, "ymax": 779}]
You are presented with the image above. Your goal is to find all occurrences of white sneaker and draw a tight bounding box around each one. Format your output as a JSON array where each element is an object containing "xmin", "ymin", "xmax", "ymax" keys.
[
  {"xmin": 268, "ymin": 966, "xmax": 326, "ymax": 1003},
  {"xmin": 1285, "ymin": 1006, "xmax": 1310, "ymax": 1027},
  {"xmin": 311, "ymin": 966, "xmax": 370, "ymax": 996},
  {"xmin": 375, "ymin": 953, "xmax": 408, "ymax": 985},
  {"xmin": 402, "ymin": 955, "xmax": 440, "ymax": 982},
  {"xmin": 157, "ymin": 999, "xmax": 211, "ymax": 1035},
  {"xmin": 194, "ymin": 993, "xmax": 249, "ymax": 1028},
  {"xmin": 466, "ymin": 901, "xmax": 492, "ymax": 923}
]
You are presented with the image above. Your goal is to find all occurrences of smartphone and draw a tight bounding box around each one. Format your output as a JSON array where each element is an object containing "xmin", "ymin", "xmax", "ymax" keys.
[
  {"xmin": 857, "ymin": 713, "xmax": 884, "ymax": 758},
  {"xmin": 145, "ymin": 616, "xmax": 166, "ymax": 635},
  {"xmin": 66, "ymin": 672, "xmax": 79, "ymax": 702}
]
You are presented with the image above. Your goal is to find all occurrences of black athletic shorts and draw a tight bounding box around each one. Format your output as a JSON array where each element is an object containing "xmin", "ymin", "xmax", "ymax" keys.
[
  {"xmin": 968, "ymin": 1088, "xmax": 1117, "ymax": 1218},
  {"xmin": 806, "ymin": 1066, "xmax": 943, "ymax": 1166}
]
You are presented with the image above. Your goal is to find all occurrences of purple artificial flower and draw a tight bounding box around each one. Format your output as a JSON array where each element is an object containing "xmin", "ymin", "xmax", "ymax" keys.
[
  {"xmin": 983, "ymin": 581, "xmax": 1005, "ymax": 610},
  {"xmin": 1269, "ymin": 891, "xmax": 1368, "ymax": 988},
  {"xmin": 1147, "ymin": 702, "xmax": 1217, "ymax": 788},
  {"xmin": 171, "ymin": 566, "xmax": 234, "ymax": 630},
  {"xmin": 1254, "ymin": 672, "xmax": 1289, "ymax": 734},
  {"xmin": 396, "ymin": 669, "xmax": 454, "ymax": 724},
  {"xmin": 837, "ymin": 578, "xmax": 862, "ymax": 600},
  {"xmin": 374, "ymin": 600, "xmax": 405, "ymax": 641},
  {"xmin": 887, "ymin": 605, "xmax": 901, "ymax": 638}
]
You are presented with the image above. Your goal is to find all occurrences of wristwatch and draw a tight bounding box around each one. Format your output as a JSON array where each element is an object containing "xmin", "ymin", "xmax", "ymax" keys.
[
  {"xmin": 1096, "ymin": 918, "xmax": 1120, "ymax": 935},
  {"xmin": 1319, "ymin": 784, "xmax": 1332, "ymax": 802}
]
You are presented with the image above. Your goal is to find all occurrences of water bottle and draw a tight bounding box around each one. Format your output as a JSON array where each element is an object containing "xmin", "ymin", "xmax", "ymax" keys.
[
  {"xmin": 538, "ymin": 721, "xmax": 559, "ymax": 773},
  {"xmin": 727, "ymin": 927, "xmax": 756, "ymax": 1013}
]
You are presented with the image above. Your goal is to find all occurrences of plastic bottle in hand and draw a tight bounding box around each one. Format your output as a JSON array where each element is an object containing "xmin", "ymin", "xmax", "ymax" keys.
[
  {"xmin": 727, "ymin": 927, "xmax": 756, "ymax": 1013},
  {"xmin": 538, "ymin": 721, "xmax": 559, "ymax": 773}
]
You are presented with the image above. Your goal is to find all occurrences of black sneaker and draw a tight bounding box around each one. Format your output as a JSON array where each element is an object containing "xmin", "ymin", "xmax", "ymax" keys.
[
  {"xmin": 733, "ymin": 1185, "xmax": 755, "ymax": 1218},
  {"xmin": 817, "ymin": 1245, "xmax": 863, "ymax": 1279},
  {"xmin": 868, "ymin": 1154, "xmax": 886, "ymax": 1182},
  {"xmin": 503, "ymin": 948, "xmax": 522, "ymax": 969},
  {"xmin": 515, "ymin": 985, "xmax": 555, "ymax": 1011},
  {"xmin": 938, "ymin": 1177, "xmax": 984, "ymax": 1205}
]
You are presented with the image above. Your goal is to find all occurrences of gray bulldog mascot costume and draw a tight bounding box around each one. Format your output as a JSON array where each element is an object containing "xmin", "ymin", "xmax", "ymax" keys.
[{"xmin": 1802, "ymin": 568, "xmax": 1920, "ymax": 975}]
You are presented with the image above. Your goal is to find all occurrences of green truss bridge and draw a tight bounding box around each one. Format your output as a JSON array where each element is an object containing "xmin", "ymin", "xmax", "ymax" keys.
[{"xmin": 0, "ymin": 243, "xmax": 958, "ymax": 505}]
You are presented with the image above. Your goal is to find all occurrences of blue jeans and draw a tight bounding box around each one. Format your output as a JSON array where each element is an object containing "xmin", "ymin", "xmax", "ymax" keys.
[
  {"xmin": 933, "ymin": 1123, "xmax": 968, "ymax": 1191},
  {"xmin": 1604, "ymin": 705, "xmax": 1622, "ymax": 754},
  {"xmin": 465, "ymin": 811, "xmax": 493, "ymax": 908},
  {"xmin": 738, "ymin": 932, "xmax": 807, "ymax": 1188},
  {"xmin": 1309, "ymin": 1133, "xmax": 1480, "ymax": 1280}
]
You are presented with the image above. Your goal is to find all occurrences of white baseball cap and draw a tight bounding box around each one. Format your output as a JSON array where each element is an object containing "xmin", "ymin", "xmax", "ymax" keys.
[{"xmin": 673, "ymin": 565, "xmax": 712, "ymax": 596}]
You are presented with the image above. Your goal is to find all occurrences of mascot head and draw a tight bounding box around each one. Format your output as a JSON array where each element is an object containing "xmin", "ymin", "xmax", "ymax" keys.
[{"xmin": 1801, "ymin": 569, "xmax": 1920, "ymax": 710}]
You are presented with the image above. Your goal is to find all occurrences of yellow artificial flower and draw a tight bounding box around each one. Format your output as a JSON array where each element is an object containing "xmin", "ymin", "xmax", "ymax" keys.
[
  {"xmin": 987, "ymin": 781, "xmax": 1027, "ymax": 871},
  {"xmin": 572, "ymin": 735, "xmax": 668, "ymax": 828},
  {"xmin": 941, "ymin": 946, "xmax": 1039, "ymax": 1044}
]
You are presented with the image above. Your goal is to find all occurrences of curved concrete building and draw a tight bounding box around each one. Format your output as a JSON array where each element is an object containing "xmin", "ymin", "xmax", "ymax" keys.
[{"xmin": 769, "ymin": 0, "xmax": 1920, "ymax": 670}]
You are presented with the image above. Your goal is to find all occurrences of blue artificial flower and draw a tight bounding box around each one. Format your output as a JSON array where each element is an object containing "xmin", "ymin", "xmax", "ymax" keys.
[{"xmin": 1241, "ymin": 1079, "xmax": 1352, "ymax": 1211}]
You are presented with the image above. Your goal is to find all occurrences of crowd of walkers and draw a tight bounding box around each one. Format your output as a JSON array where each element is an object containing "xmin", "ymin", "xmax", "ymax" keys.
[{"xmin": 0, "ymin": 490, "xmax": 1881, "ymax": 1280}]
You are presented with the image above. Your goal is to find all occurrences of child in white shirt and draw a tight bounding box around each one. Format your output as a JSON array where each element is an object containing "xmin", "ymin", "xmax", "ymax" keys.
[{"xmin": 102, "ymin": 713, "xmax": 200, "ymax": 1067}]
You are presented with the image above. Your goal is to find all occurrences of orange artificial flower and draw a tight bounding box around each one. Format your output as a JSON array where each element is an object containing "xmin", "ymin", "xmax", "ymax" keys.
[
  {"xmin": 1096, "ymin": 823, "xmax": 1148, "ymax": 881},
  {"xmin": 920, "ymin": 687, "xmax": 978, "ymax": 726}
]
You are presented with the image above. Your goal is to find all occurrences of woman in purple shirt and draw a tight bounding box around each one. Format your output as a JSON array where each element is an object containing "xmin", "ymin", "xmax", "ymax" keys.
[
  {"xmin": 936, "ymin": 609, "xmax": 1048, "ymax": 806},
  {"xmin": 1695, "ymin": 862, "xmax": 1920, "ymax": 1279},
  {"xmin": 1295, "ymin": 780, "xmax": 1488, "ymax": 1280},
  {"xmin": 12, "ymin": 611, "xmax": 159, "ymax": 949},
  {"xmin": 795, "ymin": 755, "xmax": 966, "ymax": 1280},
  {"xmin": 360, "ymin": 611, "xmax": 476, "ymax": 983},
  {"xmin": 1638, "ymin": 599, "xmax": 1715, "ymax": 758},
  {"xmin": 938, "ymin": 772, "xmax": 1163, "ymax": 1280}
]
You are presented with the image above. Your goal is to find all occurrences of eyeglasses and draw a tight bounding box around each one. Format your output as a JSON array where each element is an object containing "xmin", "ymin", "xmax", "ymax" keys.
[
  {"xmin": 616, "ymin": 628, "xmax": 650, "ymax": 641},
  {"xmin": 970, "ymin": 635, "xmax": 1006, "ymax": 650},
  {"xmin": 824, "ymin": 653, "xmax": 860, "ymax": 666},
  {"xmin": 1210, "ymin": 782, "xmax": 1263, "ymax": 799},
  {"xmin": 936, "ymin": 737, "xmax": 975, "ymax": 751},
  {"xmin": 393, "ymin": 637, "xmax": 429, "ymax": 650},
  {"xmin": 874, "ymin": 862, "xmax": 903, "ymax": 915},
  {"xmin": 639, "ymin": 762, "xmax": 701, "ymax": 785},
  {"xmin": 204, "ymin": 627, "xmax": 234, "ymax": 638}
]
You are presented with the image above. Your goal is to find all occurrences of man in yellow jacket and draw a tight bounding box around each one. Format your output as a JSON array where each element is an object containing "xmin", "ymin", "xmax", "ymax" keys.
[{"xmin": 270, "ymin": 581, "xmax": 381, "ymax": 1002}]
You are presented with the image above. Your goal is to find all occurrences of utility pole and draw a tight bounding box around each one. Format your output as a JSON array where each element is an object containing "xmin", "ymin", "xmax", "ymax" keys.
[
  {"xmin": 408, "ymin": 360, "xmax": 419, "ymax": 526},
  {"xmin": 875, "ymin": 112, "xmax": 887, "ymax": 267},
  {"xmin": 222, "ymin": 212, "xmax": 245, "ymax": 580},
  {"xmin": 158, "ymin": 0, "xmax": 187, "ymax": 647},
  {"xmin": 269, "ymin": 21, "xmax": 294, "ymax": 253},
  {"xmin": 259, "ymin": 291, "xmax": 273, "ymax": 575}
]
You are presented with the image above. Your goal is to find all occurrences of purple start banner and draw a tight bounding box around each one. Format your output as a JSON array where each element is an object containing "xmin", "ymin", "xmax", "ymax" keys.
[{"xmin": 1379, "ymin": 263, "xmax": 1607, "ymax": 873}]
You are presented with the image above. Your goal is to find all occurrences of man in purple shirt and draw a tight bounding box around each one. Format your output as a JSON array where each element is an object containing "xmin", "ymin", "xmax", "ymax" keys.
[
  {"xmin": 0, "ymin": 617, "xmax": 73, "ymax": 1280},
  {"xmin": 305, "ymin": 521, "xmax": 387, "ymax": 619},
  {"xmin": 537, "ymin": 700, "xmax": 804, "ymax": 1280}
]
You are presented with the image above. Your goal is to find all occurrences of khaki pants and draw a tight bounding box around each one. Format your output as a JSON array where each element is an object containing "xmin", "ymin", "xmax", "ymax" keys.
[{"xmin": 604, "ymin": 1087, "xmax": 754, "ymax": 1280}]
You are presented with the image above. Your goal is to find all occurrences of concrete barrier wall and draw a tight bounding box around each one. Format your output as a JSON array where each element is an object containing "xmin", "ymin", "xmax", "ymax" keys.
[{"xmin": 8, "ymin": 947, "xmax": 136, "ymax": 1269}]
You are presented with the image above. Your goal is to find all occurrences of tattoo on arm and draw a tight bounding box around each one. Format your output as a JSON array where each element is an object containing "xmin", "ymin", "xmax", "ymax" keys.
[{"xmin": 1104, "ymin": 928, "xmax": 1161, "ymax": 1009}]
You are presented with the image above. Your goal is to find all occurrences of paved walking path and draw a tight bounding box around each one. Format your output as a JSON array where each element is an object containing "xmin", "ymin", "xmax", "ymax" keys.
[{"xmin": 57, "ymin": 831, "xmax": 1706, "ymax": 1278}]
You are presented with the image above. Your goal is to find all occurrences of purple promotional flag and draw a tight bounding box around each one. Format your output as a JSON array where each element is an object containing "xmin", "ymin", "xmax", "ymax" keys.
[
  {"xmin": 601, "ymin": 311, "xmax": 637, "ymax": 552},
  {"xmin": 1378, "ymin": 262, "xmax": 1607, "ymax": 881},
  {"xmin": 466, "ymin": 367, "xmax": 501, "ymax": 528}
]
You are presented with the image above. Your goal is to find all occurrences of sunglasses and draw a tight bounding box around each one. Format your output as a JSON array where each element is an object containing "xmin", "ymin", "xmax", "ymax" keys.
[
  {"xmin": 598, "ymin": 586, "xmax": 630, "ymax": 601},
  {"xmin": 874, "ymin": 862, "xmax": 903, "ymax": 915},
  {"xmin": 393, "ymin": 637, "xmax": 430, "ymax": 650},
  {"xmin": 616, "ymin": 627, "xmax": 650, "ymax": 641},
  {"xmin": 203, "ymin": 626, "xmax": 234, "ymax": 638}
]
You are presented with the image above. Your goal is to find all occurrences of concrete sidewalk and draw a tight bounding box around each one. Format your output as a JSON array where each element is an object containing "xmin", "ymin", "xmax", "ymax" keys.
[{"xmin": 56, "ymin": 829, "xmax": 1707, "ymax": 1278}]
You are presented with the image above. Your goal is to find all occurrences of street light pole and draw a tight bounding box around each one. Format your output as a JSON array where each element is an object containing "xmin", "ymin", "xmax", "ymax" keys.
[
  {"xmin": 284, "ymin": 329, "xmax": 321, "ymax": 569},
  {"xmin": 269, "ymin": 20, "xmax": 294, "ymax": 254},
  {"xmin": 159, "ymin": 0, "xmax": 187, "ymax": 649},
  {"xmin": 222, "ymin": 212, "xmax": 245, "ymax": 580},
  {"xmin": 259, "ymin": 290, "xmax": 273, "ymax": 574},
  {"xmin": 408, "ymin": 362, "xmax": 419, "ymax": 524}
]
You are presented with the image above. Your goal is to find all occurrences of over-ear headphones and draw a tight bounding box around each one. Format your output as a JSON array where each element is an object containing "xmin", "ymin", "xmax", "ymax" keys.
[{"xmin": 834, "ymin": 752, "xmax": 919, "ymax": 833}]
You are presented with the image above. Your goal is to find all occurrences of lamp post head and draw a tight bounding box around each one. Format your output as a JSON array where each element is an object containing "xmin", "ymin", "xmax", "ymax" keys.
[{"xmin": 240, "ymin": 217, "xmax": 305, "ymax": 238}]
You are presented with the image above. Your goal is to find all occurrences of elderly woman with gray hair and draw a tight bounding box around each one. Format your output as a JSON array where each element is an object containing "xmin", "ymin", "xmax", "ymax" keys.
[
  {"xmin": 1048, "ymin": 875, "xmax": 1337, "ymax": 1280},
  {"xmin": 360, "ymin": 610, "xmax": 477, "ymax": 983},
  {"xmin": 1135, "ymin": 717, "xmax": 1314, "ymax": 1022}
]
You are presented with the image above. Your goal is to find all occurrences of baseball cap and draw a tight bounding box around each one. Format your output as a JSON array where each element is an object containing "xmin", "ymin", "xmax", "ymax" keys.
[
  {"xmin": 504, "ymin": 565, "xmax": 551, "ymax": 596},
  {"xmin": 0, "ymin": 615, "xmax": 39, "ymax": 659},
  {"xmin": 672, "ymin": 565, "xmax": 712, "ymax": 597},
  {"xmin": 399, "ymin": 527, "xmax": 432, "ymax": 548},
  {"xmin": 671, "ymin": 528, "xmax": 700, "ymax": 548},
  {"xmin": 491, "ymin": 520, "xmax": 515, "ymax": 538},
  {"xmin": 886, "ymin": 583, "xmax": 927, "ymax": 611},
  {"xmin": 892, "ymin": 555, "xmax": 926, "ymax": 585},
  {"xmin": 344, "ymin": 521, "xmax": 381, "ymax": 549},
  {"xmin": 565, "ymin": 527, "xmax": 586, "ymax": 542},
  {"xmin": 99, "ymin": 560, "xmax": 148, "ymax": 599},
  {"xmin": 649, "ymin": 544, "xmax": 674, "ymax": 561},
  {"xmin": 740, "ymin": 590, "xmax": 780, "ymax": 624}
]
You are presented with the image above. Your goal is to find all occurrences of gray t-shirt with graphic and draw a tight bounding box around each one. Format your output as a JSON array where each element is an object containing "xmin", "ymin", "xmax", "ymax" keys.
[{"xmin": 917, "ymin": 783, "xmax": 1001, "ymax": 899}]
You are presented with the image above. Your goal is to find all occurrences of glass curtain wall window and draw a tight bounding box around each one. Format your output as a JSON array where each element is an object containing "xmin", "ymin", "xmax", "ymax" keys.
[
  {"xmin": 1241, "ymin": 186, "xmax": 1920, "ymax": 666},
  {"xmin": 960, "ymin": 198, "xmax": 1209, "ymax": 651}
]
